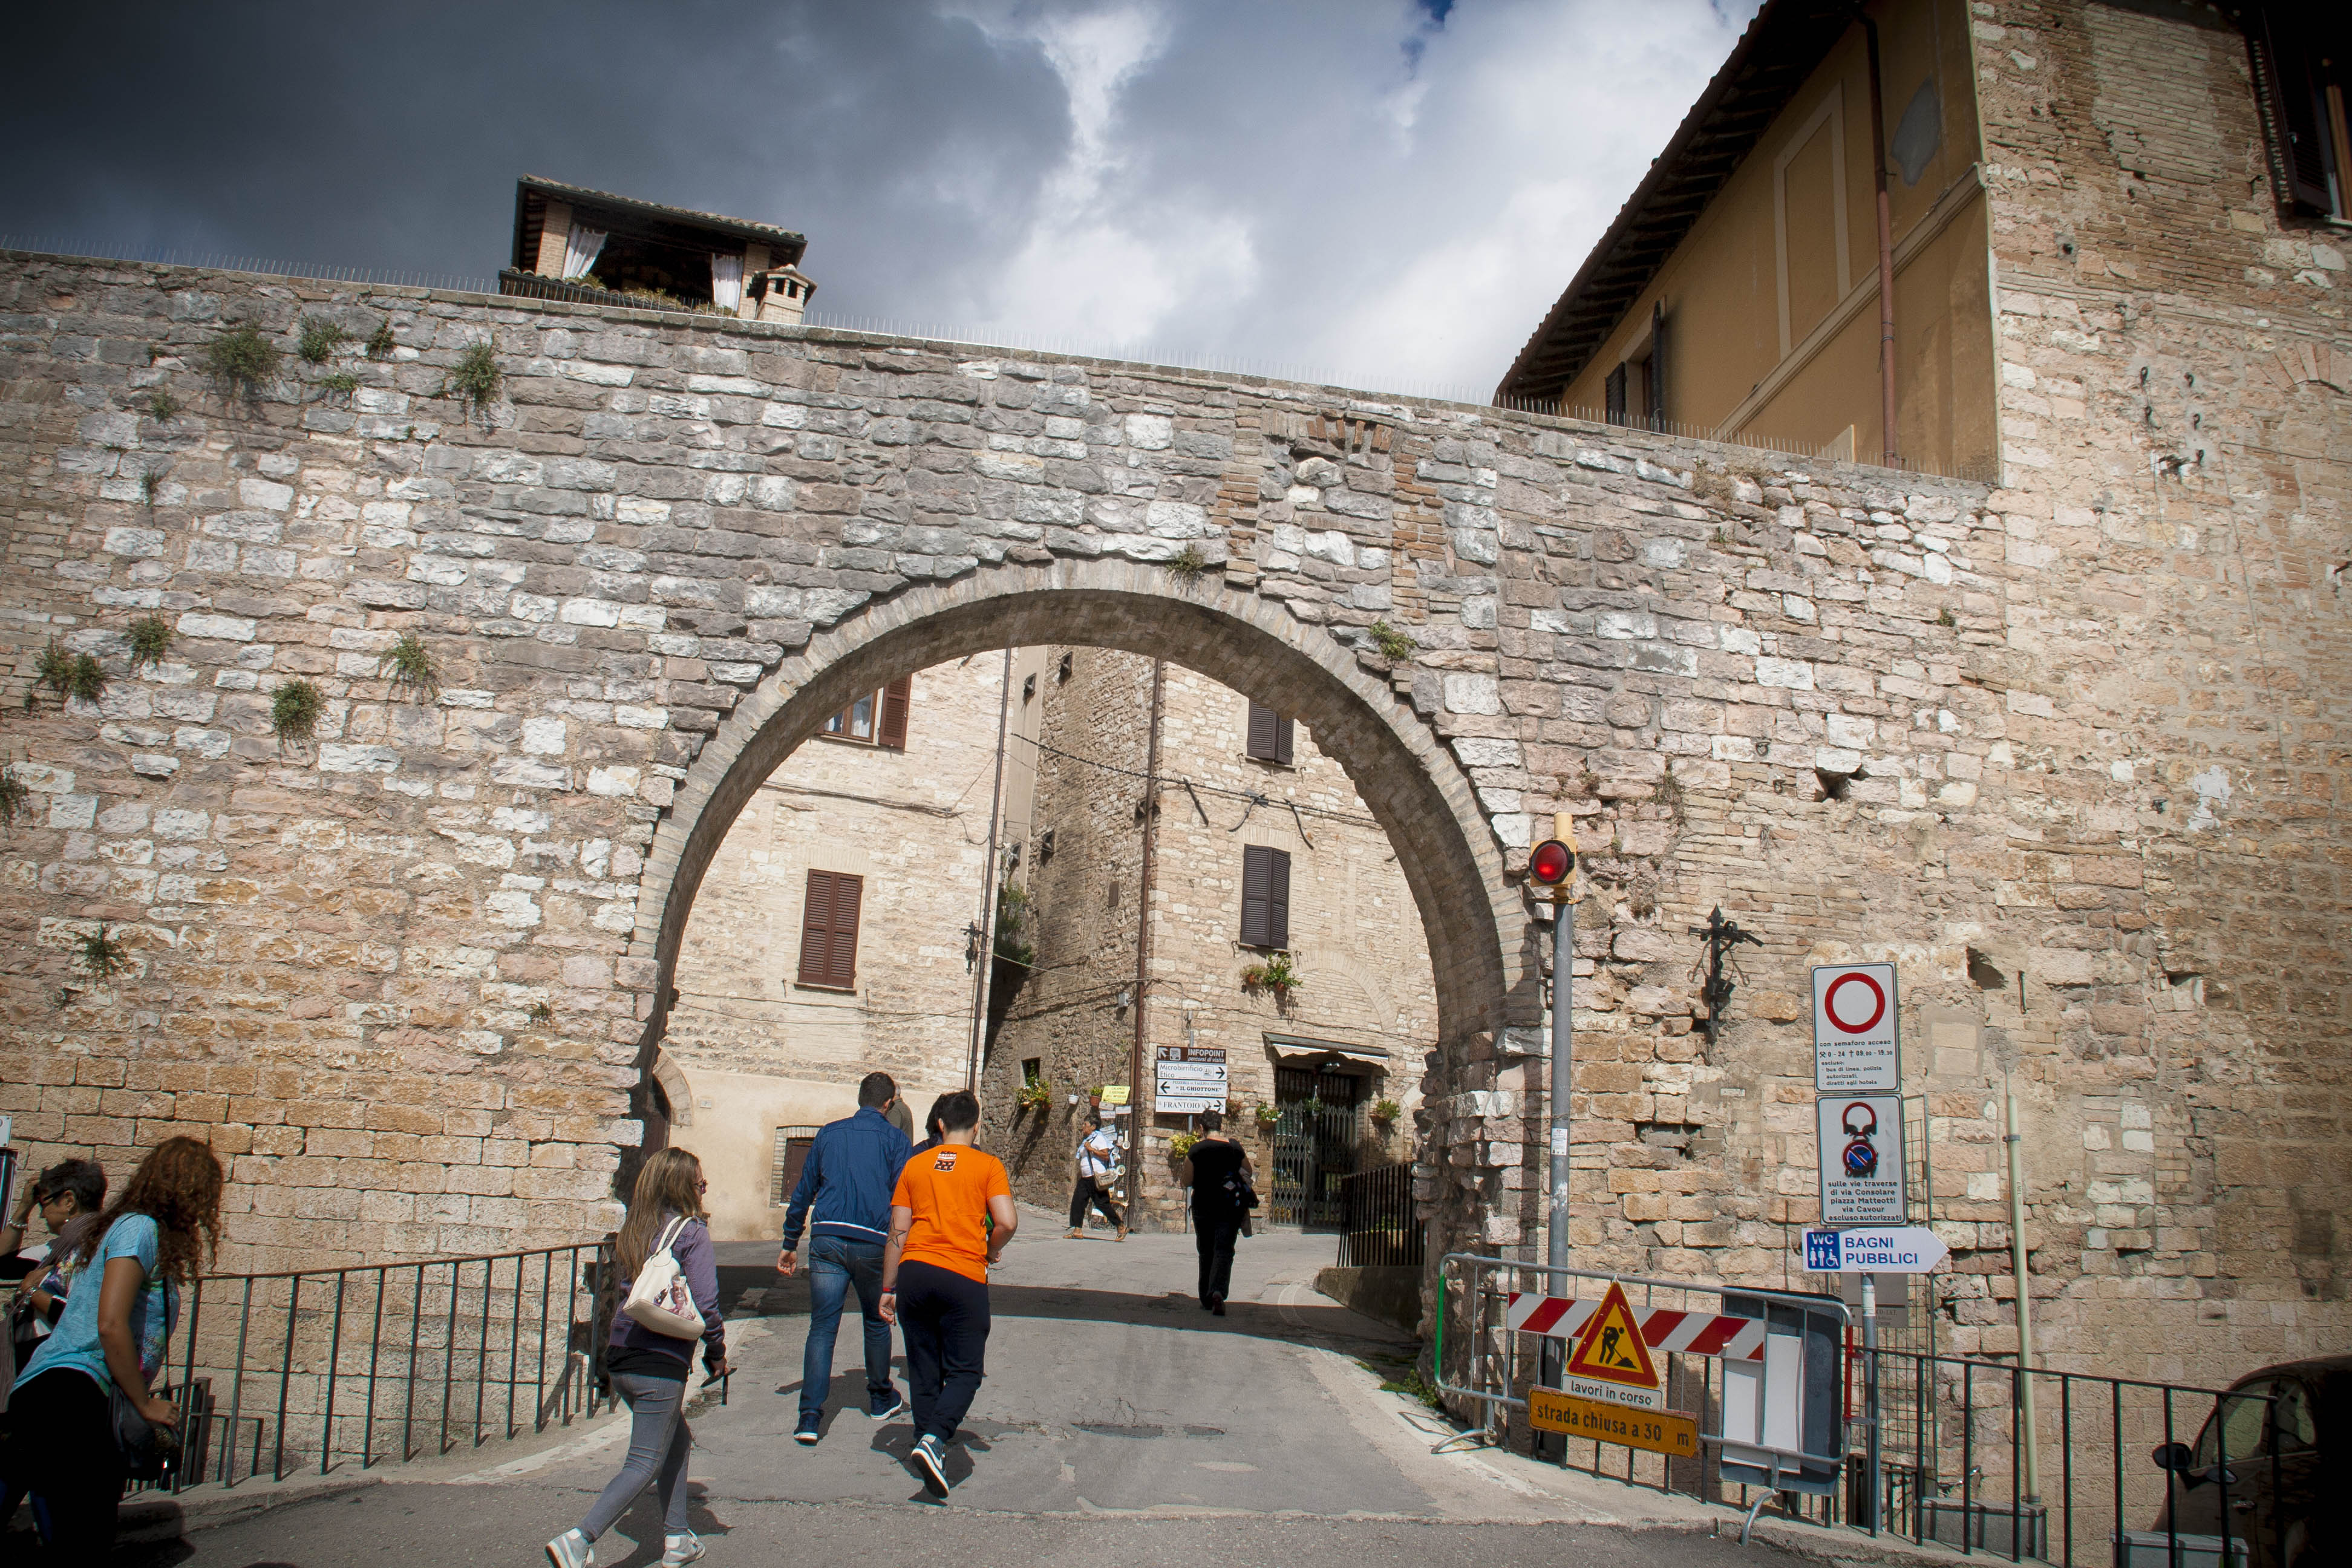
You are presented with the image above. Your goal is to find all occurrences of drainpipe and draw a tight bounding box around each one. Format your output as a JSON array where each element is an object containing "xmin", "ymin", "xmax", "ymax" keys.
[
  {"xmin": 1128, "ymin": 659, "xmax": 1166, "ymax": 1220},
  {"xmin": 1861, "ymin": 10, "xmax": 1900, "ymax": 466},
  {"xmin": 2005, "ymin": 1080, "xmax": 2043, "ymax": 1508},
  {"xmin": 964, "ymin": 647, "xmax": 1014, "ymax": 1090}
]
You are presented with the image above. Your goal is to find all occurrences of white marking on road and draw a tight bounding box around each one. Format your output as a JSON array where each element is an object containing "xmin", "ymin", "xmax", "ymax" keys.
[
  {"xmin": 1195, "ymin": 1461, "xmax": 1258, "ymax": 1472},
  {"xmin": 443, "ymin": 1410, "xmax": 632, "ymax": 1484}
]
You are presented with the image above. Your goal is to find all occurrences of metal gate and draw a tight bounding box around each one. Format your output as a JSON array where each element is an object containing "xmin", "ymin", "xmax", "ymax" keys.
[{"xmin": 1267, "ymin": 1066, "xmax": 1362, "ymax": 1227}]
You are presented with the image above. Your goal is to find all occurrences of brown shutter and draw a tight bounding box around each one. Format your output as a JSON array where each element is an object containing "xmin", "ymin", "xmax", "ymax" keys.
[
  {"xmin": 1646, "ymin": 302, "xmax": 1667, "ymax": 431},
  {"xmin": 1246, "ymin": 701, "xmax": 1278, "ymax": 760},
  {"xmin": 2249, "ymin": 19, "xmax": 2336, "ymax": 215},
  {"xmin": 1240, "ymin": 845, "xmax": 1271, "ymax": 947},
  {"xmin": 1274, "ymin": 713, "xmax": 1294, "ymax": 766},
  {"xmin": 797, "ymin": 869, "xmax": 863, "ymax": 988},
  {"xmin": 1266, "ymin": 848, "xmax": 1291, "ymax": 950},
  {"xmin": 1604, "ymin": 364, "xmax": 1627, "ymax": 425},
  {"xmin": 878, "ymin": 676, "xmax": 912, "ymax": 750}
]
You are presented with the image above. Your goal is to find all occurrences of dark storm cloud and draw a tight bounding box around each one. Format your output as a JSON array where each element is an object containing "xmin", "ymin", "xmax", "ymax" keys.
[{"xmin": 0, "ymin": 1, "xmax": 1756, "ymax": 391}]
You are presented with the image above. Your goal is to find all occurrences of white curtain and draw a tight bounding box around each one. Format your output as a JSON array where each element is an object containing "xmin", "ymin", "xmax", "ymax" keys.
[
  {"xmin": 711, "ymin": 252, "xmax": 745, "ymax": 312},
  {"xmin": 561, "ymin": 224, "xmax": 606, "ymax": 281}
]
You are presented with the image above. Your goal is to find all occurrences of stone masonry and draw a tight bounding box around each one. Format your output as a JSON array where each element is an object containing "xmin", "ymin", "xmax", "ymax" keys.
[{"xmin": 0, "ymin": 157, "xmax": 2342, "ymax": 1394}]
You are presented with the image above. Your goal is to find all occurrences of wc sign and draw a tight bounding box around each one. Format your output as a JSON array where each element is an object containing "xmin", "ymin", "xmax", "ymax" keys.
[
  {"xmin": 1804, "ymin": 1227, "xmax": 1948, "ymax": 1274},
  {"xmin": 1812, "ymin": 963, "xmax": 1900, "ymax": 1093}
]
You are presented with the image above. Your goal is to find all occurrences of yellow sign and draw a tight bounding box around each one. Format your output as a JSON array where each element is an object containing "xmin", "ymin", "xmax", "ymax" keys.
[
  {"xmin": 1528, "ymin": 1389, "xmax": 1699, "ymax": 1459},
  {"xmin": 1099, "ymin": 1085, "xmax": 1130, "ymax": 1105},
  {"xmin": 1564, "ymin": 1280, "xmax": 1661, "ymax": 1393}
]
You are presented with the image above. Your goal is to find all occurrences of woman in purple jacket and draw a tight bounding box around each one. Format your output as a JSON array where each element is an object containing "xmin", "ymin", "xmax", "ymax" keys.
[{"xmin": 546, "ymin": 1148, "xmax": 727, "ymax": 1568}]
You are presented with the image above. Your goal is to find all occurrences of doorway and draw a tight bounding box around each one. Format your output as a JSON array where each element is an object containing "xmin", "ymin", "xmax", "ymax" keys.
[{"xmin": 1268, "ymin": 1065, "xmax": 1366, "ymax": 1227}]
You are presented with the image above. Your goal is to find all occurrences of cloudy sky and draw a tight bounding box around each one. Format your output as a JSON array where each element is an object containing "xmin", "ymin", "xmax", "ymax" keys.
[{"xmin": 2, "ymin": 1, "xmax": 1757, "ymax": 398}]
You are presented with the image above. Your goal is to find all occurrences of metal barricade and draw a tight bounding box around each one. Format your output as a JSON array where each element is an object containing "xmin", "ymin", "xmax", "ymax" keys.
[{"xmin": 1434, "ymin": 1253, "xmax": 1850, "ymax": 1535}]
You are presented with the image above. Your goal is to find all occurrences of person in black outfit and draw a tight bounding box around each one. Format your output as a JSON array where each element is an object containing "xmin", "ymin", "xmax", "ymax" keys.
[{"xmin": 1180, "ymin": 1110, "xmax": 1254, "ymax": 1315}]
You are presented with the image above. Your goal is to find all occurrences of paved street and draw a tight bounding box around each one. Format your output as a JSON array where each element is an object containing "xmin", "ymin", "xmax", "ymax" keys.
[{"xmin": 53, "ymin": 1218, "xmax": 1801, "ymax": 1566}]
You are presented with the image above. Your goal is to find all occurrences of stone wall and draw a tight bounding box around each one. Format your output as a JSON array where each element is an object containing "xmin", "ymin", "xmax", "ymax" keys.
[{"xmin": 0, "ymin": 231, "xmax": 2340, "ymax": 1390}]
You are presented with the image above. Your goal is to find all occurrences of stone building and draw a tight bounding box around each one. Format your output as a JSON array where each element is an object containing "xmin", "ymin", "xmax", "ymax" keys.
[
  {"xmin": 659, "ymin": 650, "xmax": 1041, "ymax": 1240},
  {"xmin": 978, "ymin": 650, "xmax": 1436, "ymax": 1228},
  {"xmin": 0, "ymin": 0, "xmax": 2344, "ymax": 1396},
  {"xmin": 502, "ymin": 176, "xmax": 818, "ymax": 326}
]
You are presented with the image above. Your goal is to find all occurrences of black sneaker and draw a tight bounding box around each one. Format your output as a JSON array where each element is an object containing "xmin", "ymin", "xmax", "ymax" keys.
[
  {"xmin": 794, "ymin": 1419, "xmax": 820, "ymax": 1445},
  {"xmin": 869, "ymin": 1391, "xmax": 907, "ymax": 1421},
  {"xmin": 912, "ymin": 1432, "xmax": 950, "ymax": 1492}
]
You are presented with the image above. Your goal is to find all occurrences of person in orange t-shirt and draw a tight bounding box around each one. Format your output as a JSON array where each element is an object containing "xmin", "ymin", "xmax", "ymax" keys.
[{"xmin": 878, "ymin": 1089, "xmax": 1016, "ymax": 1493}]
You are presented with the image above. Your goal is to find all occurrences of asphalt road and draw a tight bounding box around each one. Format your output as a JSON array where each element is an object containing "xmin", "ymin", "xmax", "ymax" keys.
[{"xmin": 18, "ymin": 1218, "xmax": 1798, "ymax": 1566}]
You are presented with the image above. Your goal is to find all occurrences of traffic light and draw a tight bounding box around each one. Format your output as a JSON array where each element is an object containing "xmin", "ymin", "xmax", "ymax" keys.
[{"xmin": 1528, "ymin": 834, "xmax": 1576, "ymax": 898}]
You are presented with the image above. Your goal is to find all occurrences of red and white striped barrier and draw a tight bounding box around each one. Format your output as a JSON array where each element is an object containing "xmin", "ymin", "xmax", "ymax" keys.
[{"xmin": 1503, "ymin": 1293, "xmax": 1766, "ymax": 1361}]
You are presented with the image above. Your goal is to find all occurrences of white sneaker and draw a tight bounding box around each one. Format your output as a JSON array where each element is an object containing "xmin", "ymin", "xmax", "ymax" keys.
[
  {"xmin": 662, "ymin": 1533, "xmax": 705, "ymax": 1566},
  {"xmin": 546, "ymin": 1529, "xmax": 594, "ymax": 1568}
]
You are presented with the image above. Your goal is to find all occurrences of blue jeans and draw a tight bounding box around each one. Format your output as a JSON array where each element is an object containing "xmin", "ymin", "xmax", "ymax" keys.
[{"xmin": 801, "ymin": 1235, "xmax": 895, "ymax": 1423}]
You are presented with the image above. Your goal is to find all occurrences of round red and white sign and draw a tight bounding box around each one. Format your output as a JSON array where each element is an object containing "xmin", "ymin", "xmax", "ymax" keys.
[{"xmin": 1823, "ymin": 971, "xmax": 1887, "ymax": 1034}]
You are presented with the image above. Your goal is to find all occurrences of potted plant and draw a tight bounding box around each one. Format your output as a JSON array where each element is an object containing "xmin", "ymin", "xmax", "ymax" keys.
[
  {"xmin": 1169, "ymin": 1130, "xmax": 1201, "ymax": 1160},
  {"xmin": 1371, "ymin": 1097, "xmax": 1402, "ymax": 1125},
  {"xmin": 1016, "ymin": 1075, "xmax": 1051, "ymax": 1111},
  {"xmin": 1253, "ymin": 1102, "xmax": 1281, "ymax": 1132},
  {"xmin": 1239, "ymin": 950, "xmax": 1301, "ymax": 1001}
]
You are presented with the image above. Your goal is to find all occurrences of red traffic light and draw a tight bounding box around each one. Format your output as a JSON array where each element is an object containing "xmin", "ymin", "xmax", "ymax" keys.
[{"xmin": 1528, "ymin": 838, "xmax": 1575, "ymax": 886}]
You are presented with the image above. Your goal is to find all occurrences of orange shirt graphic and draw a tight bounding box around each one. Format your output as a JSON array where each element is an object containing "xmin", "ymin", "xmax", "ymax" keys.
[{"xmin": 892, "ymin": 1145, "xmax": 1011, "ymax": 1284}]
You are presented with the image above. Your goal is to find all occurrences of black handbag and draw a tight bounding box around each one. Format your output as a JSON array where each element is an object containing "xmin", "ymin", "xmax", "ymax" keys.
[
  {"xmin": 109, "ymin": 1381, "xmax": 180, "ymax": 1481},
  {"xmin": 1221, "ymin": 1170, "xmax": 1260, "ymax": 1212}
]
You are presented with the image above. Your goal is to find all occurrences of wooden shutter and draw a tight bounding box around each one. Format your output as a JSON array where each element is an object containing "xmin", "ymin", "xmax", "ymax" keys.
[
  {"xmin": 1604, "ymin": 363, "xmax": 1627, "ymax": 425},
  {"xmin": 2249, "ymin": 18, "xmax": 2336, "ymax": 215},
  {"xmin": 878, "ymin": 676, "xmax": 912, "ymax": 750},
  {"xmin": 796, "ymin": 869, "xmax": 863, "ymax": 988},
  {"xmin": 1240, "ymin": 845, "xmax": 1291, "ymax": 949},
  {"xmin": 1645, "ymin": 302, "xmax": 1667, "ymax": 430},
  {"xmin": 1246, "ymin": 701, "xmax": 1292, "ymax": 763}
]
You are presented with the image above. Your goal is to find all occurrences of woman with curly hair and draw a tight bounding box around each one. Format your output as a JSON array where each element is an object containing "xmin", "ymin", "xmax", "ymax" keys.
[
  {"xmin": 545, "ymin": 1146, "xmax": 727, "ymax": 1568},
  {"xmin": 2, "ymin": 1135, "xmax": 222, "ymax": 1555}
]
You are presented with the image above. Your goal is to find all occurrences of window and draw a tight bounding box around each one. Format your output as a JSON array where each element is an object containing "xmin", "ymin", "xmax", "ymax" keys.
[
  {"xmin": 1022, "ymin": 1058, "xmax": 1044, "ymax": 1089},
  {"xmin": 2194, "ymin": 1381, "xmax": 2278, "ymax": 1468},
  {"xmin": 771, "ymin": 1125, "xmax": 820, "ymax": 1206},
  {"xmin": 823, "ymin": 676, "xmax": 911, "ymax": 748},
  {"xmin": 1239, "ymin": 844, "xmax": 1291, "ymax": 950},
  {"xmin": 795, "ymin": 869, "xmax": 863, "ymax": 988},
  {"xmin": 1245, "ymin": 701, "xmax": 1294, "ymax": 765},
  {"xmin": 1604, "ymin": 304, "xmax": 1668, "ymax": 430},
  {"xmin": 2250, "ymin": 13, "xmax": 2352, "ymax": 221}
]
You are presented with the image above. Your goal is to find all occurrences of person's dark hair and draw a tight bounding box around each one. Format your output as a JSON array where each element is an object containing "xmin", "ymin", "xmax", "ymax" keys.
[
  {"xmin": 1198, "ymin": 1108, "xmax": 1223, "ymax": 1133},
  {"xmin": 616, "ymin": 1147, "xmax": 706, "ymax": 1279},
  {"xmin": 71, "ymin": 1135, "xmax": 223, "ymax": 1286},
  {"xmin": 35, "ymin": 1158, "xmax": 106, "ymax": 1215},
  {"xmin": 924, "ymin": 1094, "xmax": 954, "ymax": 1140},
  {"xmin": 937, "ymin": 1090, "xmax": 981, "ymax": 1133},
  {"xmin": 857, "ymin": 1071, "xmax": 898, "ymax": 1109}
]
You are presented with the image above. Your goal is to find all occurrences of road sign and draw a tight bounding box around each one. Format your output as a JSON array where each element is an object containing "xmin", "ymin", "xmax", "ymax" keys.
[
  {"xmin": 1505, "ymin": 1293, "xmax": 1766, "ymax": 1361},
  {"xmin": 1812, "ymin": 963, "xmax": 1900, "ymax": 1093},
  {"xmin": 1817, "ymin": 1095, "xmax": 1906, "ymax": 1224},
  {"xmin": 1154, "ymin": 1046, "xmax": 1227, "ymax": 1112},
  {"xmin": 1802, "ymin": 1227, "xmax": 1947, "ymax": 1274},
  {"xmin": 1528, "ymin": 1388, "xmax": 1698, "ymax": 1459},
  {"xmin": 1561, "ymin": 1280, "xmax": 1664, "ymax": 1410}
]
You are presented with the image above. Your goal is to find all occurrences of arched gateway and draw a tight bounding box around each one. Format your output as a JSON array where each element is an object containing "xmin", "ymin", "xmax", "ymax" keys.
[{"xmin": 631, "ymin": 557, "xmax": 1529, "ymax": 1114}]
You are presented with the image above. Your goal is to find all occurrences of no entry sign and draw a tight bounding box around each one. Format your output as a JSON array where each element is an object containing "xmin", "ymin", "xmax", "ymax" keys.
[{"xmin": 1811, "ymin": 963, "xmax": 1900, "ymax": 1093}]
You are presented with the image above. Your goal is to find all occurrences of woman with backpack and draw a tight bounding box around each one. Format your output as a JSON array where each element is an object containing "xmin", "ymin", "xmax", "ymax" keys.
[
  {"xmin": 0, "ymin": 1135, "xmax": 221, "ymax": 1557},
  {"xmin": 546, "ymin": 1148, "xmax": 727, "ymax": 1568},
  {"xmin": 1179, "ymin": 1110, "xmax": 1256, "ymax": 1315}
]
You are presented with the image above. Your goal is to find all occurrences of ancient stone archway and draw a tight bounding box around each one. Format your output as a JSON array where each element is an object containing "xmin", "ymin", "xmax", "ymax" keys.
[{"xmin": 629, "ymin": 557, "xmax": 1530, "ymax": 1089}]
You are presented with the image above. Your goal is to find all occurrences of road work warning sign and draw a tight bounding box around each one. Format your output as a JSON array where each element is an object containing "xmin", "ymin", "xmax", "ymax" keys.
[{"xmin": 1561, "ymin": 1280, "xmax": 1663, "ymax": 1410}]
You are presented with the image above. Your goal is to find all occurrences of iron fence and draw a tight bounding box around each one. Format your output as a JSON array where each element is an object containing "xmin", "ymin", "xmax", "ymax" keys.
[
  {"xmin": 143, "ymin": 1240, "xmax": 613, "ymax": 1492},
  {"xmin": 1435, "ymin": 1252, "xmax": 2279, "ymax": 1562},
  {"xmin": 1335, "ymin": 1163, "xmax": 1422, "ymax": 1267}
]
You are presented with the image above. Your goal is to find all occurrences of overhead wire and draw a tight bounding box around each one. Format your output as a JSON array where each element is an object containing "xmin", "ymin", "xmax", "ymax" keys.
[{"xmin": 1007, "ymin": 731, "xmax": 1385, "ymax": 832}]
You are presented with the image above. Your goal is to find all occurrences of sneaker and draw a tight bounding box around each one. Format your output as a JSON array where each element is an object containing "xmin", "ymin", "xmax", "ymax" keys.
[
  {"xmin": 662, "ymin": 1534, "xmax": 705, "ymax": 1567},
  {"xmin": 546, "ymin": 1529, "xmax": 594, "ymax": 1568},
  {"xmin": 869, "ymin": 1390, "xmax": 907, "ymax": 1421},
  {"xmin": 794, "ymin": 1419, "xmax": 821, "ymax": 1445},
  {"xmin": 912, "ymin": 1431, "xmax": 950, "ymax": 1492}
]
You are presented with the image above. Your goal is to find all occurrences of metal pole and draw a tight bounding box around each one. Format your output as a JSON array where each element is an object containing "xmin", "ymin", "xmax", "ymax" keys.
[
  {"xmin": 1540, "ymin": 812, "xmax": 1574, "ymax": 1439},
  {"xmin": 2005, "ymin": 1083, "xmax": 2043, "ymax": 1506},
  {"xmin": 1863, "ymin": 1271, "xmax": 1881, "ymax": 1534},
  {"xmin": 1127, "ymin": 659, "xmax": 1166, "ymax": 1220},
  {"xmin": 964, "ymin": 647, "xmax": 1015, "ymax": 1090}
]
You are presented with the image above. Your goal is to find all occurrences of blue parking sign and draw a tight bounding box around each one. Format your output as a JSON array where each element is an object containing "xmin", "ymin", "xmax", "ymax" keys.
[{"xmin": 1803, "ymin": 1229, "xmax": 1842, "ymax": 1272}]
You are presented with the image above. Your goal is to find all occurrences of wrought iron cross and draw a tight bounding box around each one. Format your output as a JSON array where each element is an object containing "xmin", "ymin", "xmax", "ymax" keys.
[{"xmin": 1687, "ymin": 907, "xmax": 1761, "ymax": 1044}]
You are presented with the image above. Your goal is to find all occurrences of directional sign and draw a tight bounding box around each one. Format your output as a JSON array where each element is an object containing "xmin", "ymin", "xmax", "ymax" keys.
[
  {"xmin": 1561, "ymin": 1280, "xmax": 1664, "ymax": 1410},
  {"xmin": 1154, "ymin": 1046, "xmax": 1228, "ymax": 1113},
  {"xmin": 1802, "ymin": 1227, "xmax": 1947, "ymax": 1274},
  {"xmin": 1529, "ymin": 1388, "xmax": 1699, "ymax": 1459},
  {"xmin": 1817, "ymin": 1094, "xmax": 1906, "ymax": 1225},
  {"xmin": 1812, "ymin": 963, "xmax": 1900, "ymax": 1093}
]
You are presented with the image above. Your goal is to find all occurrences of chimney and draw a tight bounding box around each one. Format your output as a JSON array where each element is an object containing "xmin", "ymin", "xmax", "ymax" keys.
[{"xmin": 756, "ymin": 264, "xmax": 818, "ymax": 325}]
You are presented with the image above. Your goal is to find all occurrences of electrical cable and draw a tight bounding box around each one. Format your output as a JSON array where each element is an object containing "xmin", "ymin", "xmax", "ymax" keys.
[{"xmin": 1007, "ymin": 731, "xmax": 1385, "ymax": 831}]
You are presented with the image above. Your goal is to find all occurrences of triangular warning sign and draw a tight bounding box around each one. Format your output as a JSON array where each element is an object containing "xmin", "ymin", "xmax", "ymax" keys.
[{"xmin": 1564, "ymin": 1280, "xmax": 1660, "ymax": 1390}]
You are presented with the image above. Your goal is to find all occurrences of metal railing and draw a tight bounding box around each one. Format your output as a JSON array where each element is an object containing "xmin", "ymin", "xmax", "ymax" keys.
[
  {"xmin": 1432, "ymin": 1251, "xmax": 2279, "ymax": 1561},
  {"xmin": 1335, "ymin": 1164, "xmax": 1423, "ymax": 1267},
  {"xmin": 145, "ymin": 1240, "xmax": 613, "ymax": 1492}
]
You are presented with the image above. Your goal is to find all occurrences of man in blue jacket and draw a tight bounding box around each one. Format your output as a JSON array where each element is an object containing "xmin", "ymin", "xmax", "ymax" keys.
[{"xmin": 779, "ymin": 1071, "xmax": 913, "ymax": 1442}]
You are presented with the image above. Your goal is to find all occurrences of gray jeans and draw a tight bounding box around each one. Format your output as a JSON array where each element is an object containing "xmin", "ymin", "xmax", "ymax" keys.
[{"xmin": 579, "ymin": 1371, "xmax": 692, "ymax": 1541}]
